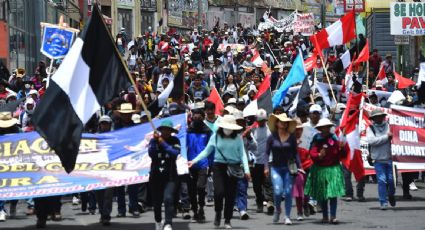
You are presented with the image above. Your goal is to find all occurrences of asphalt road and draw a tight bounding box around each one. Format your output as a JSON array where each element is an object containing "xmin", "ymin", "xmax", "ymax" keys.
[{"xmin": 1, "ymin": 181, "xmax": 425, "ymax": 230}]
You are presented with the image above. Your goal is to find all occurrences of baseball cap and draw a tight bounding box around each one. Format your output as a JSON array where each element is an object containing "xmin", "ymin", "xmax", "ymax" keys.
[
  {"xmin": 256, "ymin": 109, "xmax": 268, "ymax": 120},
  {"xmin": 99, "ymin": 115, "xmax": 112, "ymax": 123},
  {"xmin": 309, "ymin": 104, "xmax": 322, "ymax": 113}
]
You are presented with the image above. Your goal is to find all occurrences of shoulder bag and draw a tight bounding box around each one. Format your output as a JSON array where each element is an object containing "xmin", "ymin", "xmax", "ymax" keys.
[{"xmin": 215, "ymin": 135, "xmax": 245, "ymax": 179}]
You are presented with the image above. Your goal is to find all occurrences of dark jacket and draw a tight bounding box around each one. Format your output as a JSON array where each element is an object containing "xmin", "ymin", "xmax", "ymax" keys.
[
  {"xmin": 148, "ymin": 136, "xmax": 181, "ymax": 181},
  {"xmin": 186, "ymin": 122, "xmax": 211, "ymax": 169}
]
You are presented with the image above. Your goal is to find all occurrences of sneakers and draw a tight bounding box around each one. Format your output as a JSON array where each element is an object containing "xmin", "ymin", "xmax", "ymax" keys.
[
  {"xmin": 130, "ymin": 211, "xmax": 140, "ymax": 217},
  {"xmin": 191, "ymin": 213, "xmax": 199, "ymax": 223},
  {"xmin": 224, "ymin": 221, "xmax": 232, "ymax": 229},
  {"xmin": 344, "ymin": 196, "xmax": 353, "ymax": 202},
  {"xmin": 330, "ymin": 218, "xmax": 339, "ymax": 225},
  {"xmin": 0, "ymin": 210, "xmax": 6, "ymax": 222},
  {"xmin": 72, "ymin": 196, "xmax": 80, "ymax": 205},
  {"xmin": 240, "ymin": 210, "xmax": 249, "ymax": 220},
  {"xmin": 284, "ymin": 217, "xmax": 292, "ymax": 225},
  {"xmin": 410, "ymin": 182, "xmax": 418, "ymax": 191},
  {"xmin": 163, "ymin": 224, "xmax": 172, "ymax": 230},
  {"xmin": 266, "ymin": 202, "xmax": 274, "ymax": 215},
  {"xmin": 303, "ymin": 203, "xmax": 310, "ymax": 217},
  {"xmin": 100, "ymin": 218, "xmax": 111, "ymax": 226},
  {"xmin": 388, "ymin": 195, "xmax": 396, "ymax": 207},
  {"xmin": 52, "ymin": 213, "xmax": 62, "ymax": 221},
  {"xmin": 297, "ymin": 215, "xmax": 304, "ymax": 221},
  {"xmin": 26, "ymin": 207, "xmax": 34, "ymax": 215},
  {"xmin": 155, "ymin": 222, "xmax": 163, "ymax": 230},
  {"xmin": 380, "ymin": 203, "xmax": 388, "ymax": 210},
  {"xmin": 357, "ymin": 196, "xmax": 366, "ymax": 202},
  {"xmin": 198, "ymin": 208, "xmax": 206, "ymax": 223},
  {"xmin": 116, "ymin": 213, "xmax": 126, "ymax": 218},
  {"xmin": 272, "ymin": 211, "xmax": 280, "ymax": 223},
  {"xmin": 182, "ymin": 211, "xmax": 191, "ymax": 220},
  {"xmin": 206, "ymin": 198, "xmax": 214, "ymax": 207}
]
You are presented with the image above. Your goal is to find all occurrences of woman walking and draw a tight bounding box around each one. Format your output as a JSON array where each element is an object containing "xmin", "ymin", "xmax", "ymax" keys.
[
  {"xmin": 188, "ymin": 115, "xmax": 250, "ymax": 229},
  {"xmin": 148, "ymin": 119, "xmax": 181, "ymax": 230},
  {"xmin": 304, "ymin": 118, "xmax": 346, "ymax": 224},
  {"xmin": 264, "ymin": 113, "xmax": 300, "ymax": 225}
]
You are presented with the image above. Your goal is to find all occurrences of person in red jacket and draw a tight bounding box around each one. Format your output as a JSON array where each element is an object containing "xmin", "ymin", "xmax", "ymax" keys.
[
  {"xmin": 293, "ymin": 119, "xmax": 313, "ymax": 221},
  {"xmin": 305, "ymin": 118, "xmax": 346, "ymax": 224}
]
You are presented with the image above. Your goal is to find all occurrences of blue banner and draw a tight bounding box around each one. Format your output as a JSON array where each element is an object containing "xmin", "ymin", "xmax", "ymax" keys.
[
  {"xmin": 0, "ymin": 114, "xmax": 187, "ymax": 200},
  {"xmin": 40, "ymin": 26, "xmax": 75, "ymax": 59}
]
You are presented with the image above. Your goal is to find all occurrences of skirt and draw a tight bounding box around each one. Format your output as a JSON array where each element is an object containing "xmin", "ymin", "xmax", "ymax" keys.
[
  {"xmin": 292, "ymin": 172, "xmax": 306, "ymax": 198},
  {"xmin": 304, "ymin": 164, "xmax": 345, "ymax": 201}
]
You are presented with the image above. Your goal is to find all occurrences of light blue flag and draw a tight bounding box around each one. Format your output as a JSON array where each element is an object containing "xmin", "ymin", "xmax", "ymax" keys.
[{"xmin": 272, "ymin": 53, "xmax": 306, "ymax": 108}]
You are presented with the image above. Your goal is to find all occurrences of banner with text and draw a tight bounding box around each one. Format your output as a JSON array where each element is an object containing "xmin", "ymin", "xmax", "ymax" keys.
[
  {"xmin": 0, "ymin": 114, "xmax": 187, "ymax": 200},
  {"xmin": 360, "ymin": 104, "xmax": 425, "ymax": 170},
  {"xmin": 391, "ymin": 2, "xmax": 425, "ymax": 35},
  {"xmin": 293, "ymin": 13, "xmax": 315, "ymax": 36}
]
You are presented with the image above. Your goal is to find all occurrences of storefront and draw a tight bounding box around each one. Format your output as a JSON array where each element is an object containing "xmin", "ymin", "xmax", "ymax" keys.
[
  {"xmin": 115, "ymin": 0, "xmax": 135, "ymax": 38},
  {"xmin": 140, "ymin": 0, "xmax": 156, "ymax": 34}
]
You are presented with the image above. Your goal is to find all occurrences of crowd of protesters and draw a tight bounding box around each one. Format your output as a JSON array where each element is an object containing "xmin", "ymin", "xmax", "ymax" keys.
[{"xmin": 0, "ymin": 20, "xmax": 424, "ymax": 230}]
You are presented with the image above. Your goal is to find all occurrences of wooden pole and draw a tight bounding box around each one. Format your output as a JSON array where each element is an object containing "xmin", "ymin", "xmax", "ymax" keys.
[
  {"xmin": 318, "ymin": 55, "xmax": 338, "ymax": 104},
  {"xmin": 366, "ymin": 61, "xmax": 370, "ymax": 90}
]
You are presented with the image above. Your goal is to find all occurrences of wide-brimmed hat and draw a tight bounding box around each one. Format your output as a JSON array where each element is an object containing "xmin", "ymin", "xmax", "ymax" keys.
[
  {"xmin": 0, "ymin": 112, "xmax": 18, "ymax": 128},
  {"xmin": 295, "ymin": 118, "xmax": 303, "ymax": 129},
  {"xmin": 369, "ymin": 109, "xmax": 386, "ymax": 118},
  {"xmin": 315, "ymin": 118, "xmax": 335, "ymax": 128},
  {"xmin": 117, "ymin": 103, "xmax": 136, "ymax": 113},
  {"xmin": 158, "ymin": 119, "xmax": 178, "ymax": 133},
  {"xmin": 268, "ymin": 113, "xmax": 296, "ymax": 133},
  {"xmin": 217, "ymin": 115, "xmax": 243, "ymax": 130}
]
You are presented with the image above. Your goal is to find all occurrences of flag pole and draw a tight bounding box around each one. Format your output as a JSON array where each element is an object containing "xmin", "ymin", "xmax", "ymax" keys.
[
  {"xmin": 93, "ymin": 4, "xmax": 157, "ymax": 132},
  {"xmin": 310, "ymin": 69, "xmax": 316, "ymax": 103},
  {"xmin": 318, "ymin": 55, "xmax": 338, "ymax": 104},
  {"xmin": 366, "ymin": 60, "xmax": 369, "ymax": 90}
]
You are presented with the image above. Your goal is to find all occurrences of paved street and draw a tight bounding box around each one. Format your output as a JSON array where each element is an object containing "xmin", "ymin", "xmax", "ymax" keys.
[{"xmin": 1, "ymin": 181, "xmax": 425, "ymax": 230}]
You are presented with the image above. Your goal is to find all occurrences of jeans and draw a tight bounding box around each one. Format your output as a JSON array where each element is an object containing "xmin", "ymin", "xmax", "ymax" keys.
[
  {"xmin": 116, "ymin": 184, "xmax": 141, "ymax": 214},
  {"xmin": 95, "ymin": 188, "xmax": 114, "ymax": 221},
  {"xmin": 150, "ymin": 177, "xmax": 176, "ymax": 225},
  {"xmin": 320, "ymin": 198, "xmax": 337, "ymax": 219},
  {"xmin": 213, "ymin": 163, "xmax": 238, "ymax": 222},
  {"xmin": 235, "ymin": 178, "xmax": 249, "ymax": 212},
  {"xmin": 188, "ymin": 168, "xmax": 207, "ymax": 213},
  {"xmin": 80, "ymin": 192, "xmax": 97, "ymax": 211},
  {"xmin": 374, "ymin": 161, "xmax": 395, "ymax": 205},
  {"xmin": 251, "ymin": 164, "xmax": 265, "ymax": 206},
  {"xmin": 271, "ymin": 166, "xmax": 293, "ymax": 217},
  {"xmin": 174, "ymin": 175, "xmax": 190, "ymax": 212}
]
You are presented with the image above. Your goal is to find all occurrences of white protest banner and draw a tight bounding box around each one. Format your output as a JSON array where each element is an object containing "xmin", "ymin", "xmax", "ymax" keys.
[
  {"xmin": 391, "ymin": 2, "xmax": 425, "ymax": 35},
  {"xmin": 293, "ymin": 13, "xmax": 315, "ymax": 36}
]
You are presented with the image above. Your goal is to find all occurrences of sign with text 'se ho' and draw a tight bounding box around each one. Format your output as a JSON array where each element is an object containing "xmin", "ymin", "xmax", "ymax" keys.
[
  {"xmin": 0, "ymin": 114, "xmax": 188, "ymax": 201},
  {"xmin": 40, "ymin": 25, "xmax": 76, "ymax": 59},
  {"xmin": 391, "ymin": 2, "xmax": 425, "ymax": 36}
]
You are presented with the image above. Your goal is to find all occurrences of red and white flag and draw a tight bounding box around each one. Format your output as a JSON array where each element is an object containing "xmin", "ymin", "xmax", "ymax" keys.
[
  {"xmin": 251, "ymin": 49, "xmax": 271, "ymax": 74},
  {"xmin": 207, "ymin": 87, "xmax": 224, "ymax": 115},
  {"xmin": 377, "ymin": 66, "xmax": 388, "ymax": 85},
  {"xmin": 354, "ymin": 40, "xmax": 369, "ymax": 65},
  {"xmin": 310, "ymin": 12, "xmax": 356, "ymax": 49},
  {"xmin": 304, "ymin": 52, "xmax": 318, "ymax": 72},
  {"xmin": 338, "ymin": 93, "xmax": 365, "ymax": 181}
]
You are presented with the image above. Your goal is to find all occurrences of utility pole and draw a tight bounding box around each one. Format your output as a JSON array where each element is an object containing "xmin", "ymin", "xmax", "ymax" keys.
[
  {"xmin": 197, "ymin": 0, "xmax": 202, "ymax": 32},
  {"xmin": 321, "ymin": 0, "xmax": 326, "ymax": 28}
]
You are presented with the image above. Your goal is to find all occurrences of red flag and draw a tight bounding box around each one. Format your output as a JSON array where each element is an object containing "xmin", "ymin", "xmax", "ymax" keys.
[
  {"xmin": 311, "ymin": 12, "xmax": 356, "ymax": 49},
  {"xmin": 394, "ymin": 71, "xmax": 415, "ymax": 89},
  {"xmin": 254, "ymin": 74, "xmax": 271, "ymax": 99},
  {"xmin": 309, "ymin": 35, "xmax": 324, "ymax": 61},
  {"xmin": 354, "ymin": 40, "xmax": 369, "ymax": 64},
  {"xmin": 376, "ymin": 66, "xmax": 388, "ymax": 85},
  {"xmin": 207, "ymin": 87, "xmax": 224, "ymax": 115}
]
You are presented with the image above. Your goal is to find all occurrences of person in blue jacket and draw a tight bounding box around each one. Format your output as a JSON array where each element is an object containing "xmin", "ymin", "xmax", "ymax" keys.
[{"xmin": 186, "ymin": 108, "xmax": 212, "ymax": 223}]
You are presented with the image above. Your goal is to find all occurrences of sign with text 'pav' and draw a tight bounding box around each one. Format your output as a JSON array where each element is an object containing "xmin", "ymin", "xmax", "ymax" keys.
[{"xmin": 391, "ymin": 2, "xmax": 425, "ymax": 35}]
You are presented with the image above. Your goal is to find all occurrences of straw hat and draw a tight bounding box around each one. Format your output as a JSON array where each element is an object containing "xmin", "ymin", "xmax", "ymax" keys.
[
  {"xmin": 217, "ymin": 115, "xmax": 243, "ymax": 130},
  {"xmin": 315, "ymin": 118, "xmax": 335, "ymax": 128},
  {"xmin": 117, "ymin": 103, "xmax": 136, "ymax": 113},
  {"xmin": 268, "ymin": 113, "xmax": 296, "ymax": 133},
  {"xmin": 0, "ymin": 112, "xmax": 18, "ymax": 128},
  {"xmin": 369, "ymin": 109, "xmax": 386, "ymax": 118}
]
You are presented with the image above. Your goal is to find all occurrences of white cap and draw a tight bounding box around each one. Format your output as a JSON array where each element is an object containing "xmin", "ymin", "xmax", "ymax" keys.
[
  {"xmin": 197, "ymin": 70, "xmax": 204, "ymax": 75},
  {"xmin": 99, "ymin": 115, "xmax": 112, "ymax": 123},
  {"xmin": 227, "ymin": 98, "xmax": 237, "ymax": 105},
  {"xmin": 256, "ymin": 109, "xmax": 268, "ymax": 120},
  {"xmin": 132, "ymin": 114, "xmax": 141, "ymax": 124},
  {"xmin": 309, "ymin": 104, "xmax": 322, "ymax": 113}
]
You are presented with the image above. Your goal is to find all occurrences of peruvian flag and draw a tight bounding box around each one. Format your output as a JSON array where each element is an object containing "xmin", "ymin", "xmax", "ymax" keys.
[
  {"xmin": 310, "ymin": 12, "xmax": 356, "ymax": 50},
  {"xmin": 338, "ymin": 92, "xmax": 365, "ymax": 181},
  {"xmin": 394, "ymin": 71, "xmax": 416, "ymax": 89},
  {"xmin": 304, "ymin": 52, "xmax": 318, "ymax": 72},
  {"xmin": 377, "ymin": 66, "xmax": 388, "ymax": 85},
  {"xmin": 354, "ymin": 40, "xmax": 369, "ymax": 65},
  {"xmin": 341, "ymin": 61, "xmax": 354, "ymax": 94},
  {"xmin": 207, "ymin": 87, "xmax": 224, "ymax": 115},
  {"xmin": 251, "ymin": 49, "xmax": 271, "ymax": 74}
]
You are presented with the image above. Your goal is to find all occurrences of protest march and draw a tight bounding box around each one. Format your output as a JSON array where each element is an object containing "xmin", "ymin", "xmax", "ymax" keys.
[{"xmin": 0, "ymin": 1, "xmax": 424, "ymax": 230}]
